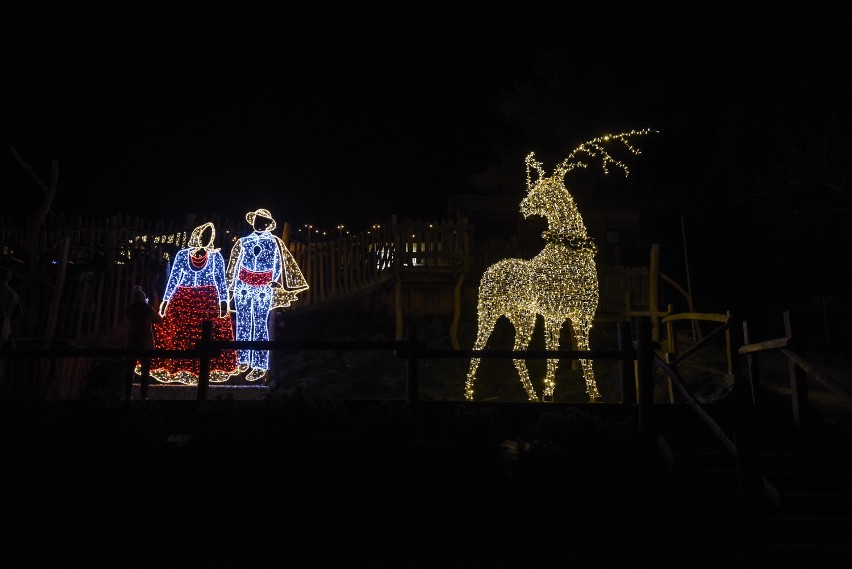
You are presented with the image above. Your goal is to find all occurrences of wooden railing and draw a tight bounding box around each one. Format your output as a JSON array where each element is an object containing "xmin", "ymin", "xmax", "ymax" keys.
[
  {"xmin": 0, "ymin": 214, "xmax": 473, "ymax": 345},
  {"xmin": 739, "ymin": 310, "xmax": 852, "ymax": 428},
  {"xmin": 0, "ymin": 318, "xmax": 653, "ymax": 408},
  {"xmin": 596, "ymin": 263, "xmax": 651, "ymax": 316},
  {"xmin": 286, "ymin": 217, "xmax": 471, "ymax": 310},
  {"xmin": 5, "ymin": 213, "xmax": 692, "ymax": 380},
  {"xmin": 287, "ymin": 223, "xmax": 396, "ymax": 307},
  {"xmin": 0, "ymin": 212, "xmax": 241, "ymax": 265}
]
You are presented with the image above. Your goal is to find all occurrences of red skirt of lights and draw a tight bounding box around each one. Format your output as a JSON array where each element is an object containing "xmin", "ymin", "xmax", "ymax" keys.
[{"xmin": 151, "ymin": 285, "xmax": 238, "ymax": 383}]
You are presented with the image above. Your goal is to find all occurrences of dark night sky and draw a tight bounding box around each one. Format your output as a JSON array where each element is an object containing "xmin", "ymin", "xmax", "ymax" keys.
[{"xmin": 4, "ymin": 3, "xmax": 851, "ymax": 315}]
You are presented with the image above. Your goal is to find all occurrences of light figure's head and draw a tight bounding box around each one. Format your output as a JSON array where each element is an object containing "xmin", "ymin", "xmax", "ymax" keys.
[
  {"xmin": 188, "ymin": 222, "xmax": 220, "ymax": 253},
  {"xmin": 520, "ymin": 173, "xmax": 568, "ymax": 221},
  {"xmin": 521, "ymin": 153, "xmax": 571, "ymax": 221},
  {"xmin": 246, "ymin": 208, "xmax": 276, "ymax": 232}
]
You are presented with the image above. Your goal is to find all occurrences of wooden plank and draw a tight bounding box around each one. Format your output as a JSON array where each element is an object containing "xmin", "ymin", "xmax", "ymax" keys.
[
  {"xmin": 778, "ymin": 348, "xmax": 851, "ymax": 400},
  {"xmin": 737, "ymin": 337, "xmax": 790, "ymax": 354},
  {"xmin": 329, "ymin": 239, "xmax": 338, "ymax": 297},
  {"xmin": 662, "ymin": 312, "xmax": 732, "ymax": 324},
  {"xmin": 318, "ymin": 240, "xmax": 326, "ymax": 302},
  {"xmin": 341, "ymin": 239, "xmax": 351, "ymax": 294}
]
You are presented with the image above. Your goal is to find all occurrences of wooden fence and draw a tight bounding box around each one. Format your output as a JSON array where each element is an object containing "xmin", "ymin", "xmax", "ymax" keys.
[
  {"xmin": 1, "ymin": 212, "xmax": 682, "ymax": 350},
  {"xmin": 0, "ymin": 213, "xmax": 475, "ymax": 341},
  {"xmin": 286, "ymin": 217, "xmax": 471, "ymax": 309},
  {"xmin": 3, "ymin": 211, "xmax": 711, "ymax": 401},
  {"xmin": 1, "ymin": 212, "xmax": 678, "ymax": 346},
  {"xmin": 597, "ymin": 263, "xmax": 650, "ymax": 315}
]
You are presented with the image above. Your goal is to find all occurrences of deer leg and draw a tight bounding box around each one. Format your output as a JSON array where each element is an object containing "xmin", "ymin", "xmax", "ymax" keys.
[
  {"xmin": 568, "ymin": 319, "xmax": 581, "ymax": 371},
  {"xmin": 509, "ymin": 311, "xmax": 538, "ymax": 402},
  {"xmin": 465, "ymin": 312, "xmax": 498, "ymax": 401},
  {"xmin": 573, "ymin": 316, "xmax": 601, "ymax": 401},
  {"xmin": 541, "ymin": 319, "xmax": 563, "ymax": 401}
]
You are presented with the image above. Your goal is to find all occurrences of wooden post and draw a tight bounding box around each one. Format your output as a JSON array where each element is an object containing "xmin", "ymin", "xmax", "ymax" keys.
[
  {"xmin": 196, "ymin": 320, "xmax": 212, "ymax": 401},
  {"xmin": 636, "ymin": 316, "xmax": 654, "ymax": 434},
  {"xmin": 734, "ymin": 423, "xmax": 761, "ymax": 551},
  {"xmin": 664, "ymin": 303, "xmax": 675, "ymax": 403},
  {"xmin": 406, "ymin": 322, "xmax": 419, "ymax": 403},
  {"xmin": 789, "ymin": 360, "xmax": 809, "ymax": 429},
  {"xmin": 43, "ymin": 236, "xmax": 70, "ymax": 348},
  {"xmin": 395, "ymin": 275, "xmax": 404, "ymax": 341},
  {"xmin": 125, "ymin": 360, "xmax": 134, "ymax": 401},
  {"xmin": 112, "ymin": 262, "xmax": 123, "ymax": 329},
  {"xmin": 391, "ymin": 214, "xmax": 401, "ymax": 269},
  {"xmin": 450, "ymin": 273, "xmax": 464, "ymax": 350},
  {"xmin": 783, "ymin": 311, "xmax": 809, "ymax": 428},
  {"xmin": 648, "ymin": 244, "xmax": 660, "ymax": 342},
  {"xmin": 618, "ymin": 320, "xmax": 636, "ymax": 405},
  {"xmin": 725, "ymin": 310, "xmax": 736, "ymax": 379},
  {"xmin": 140, "ymin": 358, "xmax": 150, "ymax": 401},
  {"xmin": 742, "ymin": 321, "xmax": 759, "ymax": 404},
  {"xmin": 665, "ymin": 303, "xmax": 676, "ymax": 359}
]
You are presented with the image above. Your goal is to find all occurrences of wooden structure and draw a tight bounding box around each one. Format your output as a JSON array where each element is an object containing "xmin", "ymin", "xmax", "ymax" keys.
[
  {"xmin": 1, "ymin": 211, "xmax": 702, "ymax": 398},
  {"xmin": 0, "ymin": 212, "xmax": 474, "ymax": 346},
  {"xmin": 0, "ymin": 212, "xmax": 694, "ymax": 346},
  {"xmin": 739, "ymin": 310, "xmax": 852, "ymax": 427}
]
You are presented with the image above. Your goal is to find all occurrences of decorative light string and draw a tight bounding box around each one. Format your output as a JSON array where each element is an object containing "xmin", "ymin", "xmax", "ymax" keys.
[
  {"xmin": 466, "ymin": 129, "xmax": 654, "ymax": 402},
  {"xmin": 148, "ymin": 222, "xmax": 239, "ymax": 384},
  {"xmin": 226, "ymin": 208, "xmax": 308, "ymax": 382}
]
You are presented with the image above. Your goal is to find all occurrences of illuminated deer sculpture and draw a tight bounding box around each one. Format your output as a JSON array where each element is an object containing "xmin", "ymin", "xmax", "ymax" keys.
[{"xmin": 465, "ymin": 130, "xmax": 653, "ymax": 402}]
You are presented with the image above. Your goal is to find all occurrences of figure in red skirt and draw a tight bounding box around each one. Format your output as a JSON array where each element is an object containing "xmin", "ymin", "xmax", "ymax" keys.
[{"xmin": 151, "ymin": 222, "xmax": 239, "ymax": 384}]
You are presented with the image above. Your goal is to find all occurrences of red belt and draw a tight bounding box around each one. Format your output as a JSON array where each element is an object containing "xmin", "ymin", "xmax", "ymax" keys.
[{"xmin": 238, "ymin": 267, "xmax": 272, "ymax": 286}]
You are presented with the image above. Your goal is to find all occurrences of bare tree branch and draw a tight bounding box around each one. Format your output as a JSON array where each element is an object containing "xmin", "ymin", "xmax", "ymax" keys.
[{"xmin": 10, "ymin": 145, "xmax": 50, "ymax": 195}]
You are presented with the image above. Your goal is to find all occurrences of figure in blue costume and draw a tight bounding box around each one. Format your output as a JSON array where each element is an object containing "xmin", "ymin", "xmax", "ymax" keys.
[{"xmin": 226, "ymin": 208, "xmax": 308, "ymax": 382}]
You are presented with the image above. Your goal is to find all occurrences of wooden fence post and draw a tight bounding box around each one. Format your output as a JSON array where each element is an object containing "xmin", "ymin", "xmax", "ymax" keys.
[
  {"xmin": 406, "ymin": 322, "xmax": 419, "ymax": 404},
  {"xmin": 618, "ymin": 320, "xmax": 636, "ymax": 405},
  {"xmin": 140, "ymin": 358, "xmax": 150, "ymax": 401},
  {"xmin": 450, "ymin": 273, "xmax": 464, "ymax": 350},
  {"xmin": 125, "ymin": 360, "xmax": 134, "ymax": 401},
  {"xmin": 742, "ymin": 320, "xmax": 760, "ymax": 404},
  {"xmin": 636, "ymin": 316, "xmax": 654, "ymax": 434},
  {"xmin": 648, "ymin": 244, "xmax": 660, "ymax": 342},
  {"xmin": 734, "ymin": 422, "xmax": 761, "ymax": 563},
  {"xmin": 784, "ymin": 311, "xmax": 809, "ymax": 429}
]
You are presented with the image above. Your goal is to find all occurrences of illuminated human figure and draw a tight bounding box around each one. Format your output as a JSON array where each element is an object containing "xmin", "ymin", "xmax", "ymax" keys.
[
  {"xmin": 150, "ymin": 222, "xmax": 239, "ymax": 384},
  {"xmin": 226, "ymin": 208, "xmax": 308, "ymax": 382}
]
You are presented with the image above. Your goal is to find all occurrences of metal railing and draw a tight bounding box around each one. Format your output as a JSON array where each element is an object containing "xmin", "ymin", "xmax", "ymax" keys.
[{"xmin": 1, "ymin": 319, "xmax": 659, "ymax": 420}]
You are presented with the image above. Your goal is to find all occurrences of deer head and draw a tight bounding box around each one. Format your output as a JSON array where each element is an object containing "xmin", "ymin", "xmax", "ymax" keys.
[
  {"xmin": 519, "ymin": 129, "xmax": 656, "ymax": 231},
  {"xmin": 520, "ymin": 153, "xmax": 575, "ymax": 222}
]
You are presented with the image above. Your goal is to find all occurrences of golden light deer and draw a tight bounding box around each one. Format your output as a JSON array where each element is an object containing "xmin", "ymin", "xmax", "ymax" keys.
[{"xmin": 465, "ymin": 130, "xmax": 653, "ymax": 402}]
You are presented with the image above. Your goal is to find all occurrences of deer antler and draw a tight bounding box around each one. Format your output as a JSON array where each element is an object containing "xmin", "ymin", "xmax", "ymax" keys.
[
  {"xmin": 525, "ymin": 152, "xmax": 548, "ymax": 191},
  {"xmin": 553, "ymin": 128, "xmax": 657, "ymax": 180}
]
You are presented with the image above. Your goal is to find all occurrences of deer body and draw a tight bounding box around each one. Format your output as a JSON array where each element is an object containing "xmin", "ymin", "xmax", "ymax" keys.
[{"xmin": 464, "ymin": 130, "xmax": 651, "ymax": 402}]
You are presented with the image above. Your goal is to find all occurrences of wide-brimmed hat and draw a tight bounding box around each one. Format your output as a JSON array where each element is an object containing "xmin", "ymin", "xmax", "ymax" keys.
[{"xmin": 246, "ymin": 208, "xmax": 276, "ymax": 231}]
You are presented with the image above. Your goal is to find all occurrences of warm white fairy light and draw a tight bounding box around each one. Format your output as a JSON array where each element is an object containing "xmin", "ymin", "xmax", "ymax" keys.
[{"xmin": 465, "ymin": 129, "xmax": 654, "ymax": 402}]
